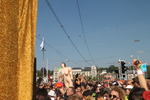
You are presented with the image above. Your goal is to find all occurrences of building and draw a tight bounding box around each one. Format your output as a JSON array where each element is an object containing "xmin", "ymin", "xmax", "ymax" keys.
[
  {"xmin": 53, "ymin": 65, "xmax": 97, "ymax": 83},
  {"xmin": 72, "ymin": 67, "xmax": 92, "ymax": 76},
  {"xmin": 91, "ymin": 65, "xmax": 97, "ymax": 77},
  {"xmin": 72, "ymin": 67, "xmax": 82, "ymax": 75},
  {"xmin": 53, "ymin": 67, "xmax": 60, "ymax": 83}
]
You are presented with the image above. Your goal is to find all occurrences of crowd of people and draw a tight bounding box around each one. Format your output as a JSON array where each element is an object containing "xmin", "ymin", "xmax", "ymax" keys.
[{"xmin": 36, "ymin": 59, "xmax": 150, "ymax": 100}]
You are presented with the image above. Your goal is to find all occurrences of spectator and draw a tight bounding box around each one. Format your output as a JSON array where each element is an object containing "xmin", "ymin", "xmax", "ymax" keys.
[
  {"xmin": 74, "ymin": 74, "xmax": 82, "ymax": 89},
  {"xmin": 83, "ymin": 90, "xmax": 93, "ymax": 100},
  {"xmin": 103, "ymin": 88, "xmax": 111, "ymax": 100},
  {"xmin": 66, "ymin": 87, "xmax": 78, "ymax": 99},
  {"xmin": 125, "ymin": 85, "xmax": 133, "ymax": 96},
  {"xmin": 109, "ymin": 86, "xmax": 126, "ymax": 100},
  {"xmin": 48, "ymin": 89, "xmax": 56, "ymax": 100},
  {"xmin": 59, "ymin": 96, "xmax": 66, "ymax": 100},
  {"xmin": 68, "ymin": 95, "xmax": 81, "ymax": 100},
  {"xmin": 128, "ymin": 87, "xmax": 145, "ymax": 100},
  {"xmin": 81, "ymin": 84, "xmax": 87, "ymax": 93},
  {"xmin": 95, "ymin": 93, "xmax": 104, "ymax": 100},
  {"xmin": 76, "ymin": 86, "xmax": 83, "ymax": 99},
  {"xmin": 132, "ymin": 59, "xmax": 148, "ymax": 91},
  {"xmin": 36, "ymin": 88, "xmax": 50, "ymax": 100},
  {"xmin": 146, "ymin": 79, "xmax": 150, "ymax": 90}
]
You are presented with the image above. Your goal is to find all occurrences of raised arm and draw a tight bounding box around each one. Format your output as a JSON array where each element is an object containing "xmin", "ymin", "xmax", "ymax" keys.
[{"xmin": 132, "ymin": 59, "xmax": 148, "ymax": 91}]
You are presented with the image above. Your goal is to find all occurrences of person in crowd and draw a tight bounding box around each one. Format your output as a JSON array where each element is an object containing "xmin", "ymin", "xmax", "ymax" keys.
[
  {"xmin": 58, "ymin": 62, "xmax": 73, "ymax": 88},
  {"xmin": 67, "ymin": 94, "xmax": 81, "ymax": 100},
  {"xmin": 128, "ymin": 87, "xmax": 145, "ymax": 100},
  {"xmin": 109, "ymin": 86, "xmax": 126, "ymax": 100},
  {"xmin": 36, "ymin": 88, "xmax": 51, "ymax": 100},
  {"xmin": 125, "ymin": 85, "xmax": 133, "ymax": 96},
  {"xmin": 55, "ymin": 87, "xmax": 64, "ymax": 100},
  {"xmin": 59, "ymin": 96, "xmax": 66, "ymax": 100},
  {"xmin": 82, "ymin": 90, "xmax": 93, "ymax": 100},
  {"xmin": 95, "ymin": 93, "xmax": 104, "ymax": 100},
  {"xmin": 146, "ymin": 79, "xmax": 150, "ymax": 90},
  {"xmin": 132, "ymin": 77, "xmax": 141, "ymax": 88},
  {"xmin": 127, "ymin": 59, "xmax": 149, "ymax": 100},
  {"xmin": 81, "ymin": 84, "xmax": 87, "ymax": 93},
  {"xmin": 122, "ymin": 82, "xmax": 127, "ymax": 90},
  {"xmin": 48, "ymin": 90, "xmax": 56, "ymax": 100},
  {"xmin": 103, "ymin": 88, "xmax": 111, "ymax": 100},
  {"xmin": 74, "ymin": 74, "xmax": 82, "ymax": 89},
  {"xmin": 95, "ymin": 84, "xmax": 101, "ymax": 93},
  {"xmin": 91, "ymin": 84, "xmax": 97, "ymax": 99},
  {"xmin": 76, "ymin": 86, "xmax": 83, "ymax": 99},
  {"xmin": 74, "ymin": 74, "xmax": 86, "ymax": 89},
  {"xmin": 38, "ymin": 84, "xmax": 45, "ymax": 89},
  {"xmin": 66, "ymin": 87, "xmax": 76, "ymax": 99},
  {"xmin": 35, "ymin": 59, "xmax": 150, "ymax": 100},
  {"xmin": 132, "ymin": 59, "xmax": 148, "ymax": 91}
]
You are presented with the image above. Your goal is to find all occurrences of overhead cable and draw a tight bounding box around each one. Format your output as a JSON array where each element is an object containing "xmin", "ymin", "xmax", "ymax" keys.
[
  {"xmin": 76, "ymin": 0, "xmax": 95, "ymax": 65},
  {"xmin": 45, "ymin": 0, "xmax": 92, "ymax": 66}
]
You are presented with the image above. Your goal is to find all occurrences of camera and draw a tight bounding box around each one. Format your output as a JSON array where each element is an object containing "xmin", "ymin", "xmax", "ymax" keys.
[{"xmin": 134, "ymin": 60, "xmax": 140, "ymax": 65}]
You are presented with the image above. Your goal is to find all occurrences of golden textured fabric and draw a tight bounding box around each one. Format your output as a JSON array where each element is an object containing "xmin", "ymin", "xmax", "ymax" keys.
[{"xmin": 0, "ymin": 0, "xmax": 38, "ymax": 100}]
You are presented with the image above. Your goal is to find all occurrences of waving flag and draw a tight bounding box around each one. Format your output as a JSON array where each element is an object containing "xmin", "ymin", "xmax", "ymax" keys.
[{"xmin": 40, "ymin": 37, "xmax": 44, "ymax": 50}]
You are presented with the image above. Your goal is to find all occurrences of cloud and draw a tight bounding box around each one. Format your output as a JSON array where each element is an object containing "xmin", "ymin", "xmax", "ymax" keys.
[{"xmin": 136, "ymin": 51, "xmax": 144, "ymax": 53}]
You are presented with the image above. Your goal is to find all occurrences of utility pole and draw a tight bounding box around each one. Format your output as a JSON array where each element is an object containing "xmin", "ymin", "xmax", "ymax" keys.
[
  {"xmin": 42, "ymin": 48, "xmax": 46, "ymax": 78},
  {"xmin": 40, "ymin": 37, "xmax": 46, "ymax": 78}
]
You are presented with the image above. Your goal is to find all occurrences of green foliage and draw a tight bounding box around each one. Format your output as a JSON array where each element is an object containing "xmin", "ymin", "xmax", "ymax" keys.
[
  {"xmin": 108, "ymin": 65, "xmax": 119, "ymax": 72},
  {"xmin": 48, "ymin": 70, "xmax": 54, "ymax": 76},
  {"xmin": 84, "ymin": 75, "xmax": 92, "ymax": 81},
  {"xmin": 36, "ymin": 70, "xmax": 43, "ymax": 77},
  {"xmin": 36, "ymin": 70, "xmax": 53, "ymax": 78},
  {"xmin": 98, "ymin": 65, "xmax": 118, "ymax": 73}
]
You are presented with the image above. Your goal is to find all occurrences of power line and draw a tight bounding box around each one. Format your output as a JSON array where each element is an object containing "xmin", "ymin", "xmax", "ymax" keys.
[
  {"xmin": 76, "ymin": 0, "xmax": 95, "ymax": 65},
  {"xmin": 37, "ymin": 36, "xmax": 83, "ymax": 67},
  {"xmin": 44, "ymin": 0, "xmax": 92, "ymax": 66}
]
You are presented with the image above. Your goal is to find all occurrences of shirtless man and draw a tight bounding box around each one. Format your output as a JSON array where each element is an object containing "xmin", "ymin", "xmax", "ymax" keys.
[{"xmin": 58, "ymin": 62, "xmax": 73, "ymax": 88}]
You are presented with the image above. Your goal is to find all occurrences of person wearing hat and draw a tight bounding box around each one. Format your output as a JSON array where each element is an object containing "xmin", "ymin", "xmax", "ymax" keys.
[
  {"xmin": 48, "ymin": 90, "xmax": 56, "ymax": 100},
  {"xmin": 125, "ymin": 85, "xmax": 133, "ymax": 96}
]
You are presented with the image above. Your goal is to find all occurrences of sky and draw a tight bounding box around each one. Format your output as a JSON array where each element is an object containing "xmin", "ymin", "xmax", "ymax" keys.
[{"xmin": 36, "ymin": 0, "xmax": 150, "ymax": 70}]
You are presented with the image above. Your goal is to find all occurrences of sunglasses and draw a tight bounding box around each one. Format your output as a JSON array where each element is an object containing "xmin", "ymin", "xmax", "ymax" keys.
[{"xmin": 109, "ymin": 94, "xmax": 117, "ymax": 98}]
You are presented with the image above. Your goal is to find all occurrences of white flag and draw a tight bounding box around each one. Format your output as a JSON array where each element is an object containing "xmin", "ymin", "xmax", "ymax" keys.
[{"xmin": 40, "ymin": 37, "xmax": 44, "ymax": 50}]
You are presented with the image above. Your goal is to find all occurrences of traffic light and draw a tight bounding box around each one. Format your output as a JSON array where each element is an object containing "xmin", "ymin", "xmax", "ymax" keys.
[
  {"xmin": 114, "ymin": 70, "xmax": 119, "ymax": 74},
  {"xmin": 121, "ymin": 61, "xmax": 126, "ymax": 73}
]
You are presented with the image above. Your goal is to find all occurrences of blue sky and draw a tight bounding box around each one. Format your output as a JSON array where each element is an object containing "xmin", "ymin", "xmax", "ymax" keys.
[{"xmin": 36, "ymin": 0, "xmax": 150, "ymax": 70}]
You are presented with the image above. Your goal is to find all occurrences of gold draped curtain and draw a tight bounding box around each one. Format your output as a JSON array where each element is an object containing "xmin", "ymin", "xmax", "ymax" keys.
[{"xmin": 0, "ymin": 0, "xmax": 38, "ymax": 99}]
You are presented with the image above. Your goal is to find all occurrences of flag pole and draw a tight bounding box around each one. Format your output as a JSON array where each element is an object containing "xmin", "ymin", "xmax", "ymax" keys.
[
  {"xmin": 40, "ymin": 37, "xmax": 46, "ymax": 78},
  {"xmin": 42, "ymin": 49, "xmax": 45, "ymax": 78}
]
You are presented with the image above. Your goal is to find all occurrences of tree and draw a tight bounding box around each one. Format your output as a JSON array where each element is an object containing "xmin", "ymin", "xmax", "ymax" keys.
[
  {"xmin": 48, "ymin": 70, "xmax": 54, "ymax": 76},
  {"xmin": 108, "ymin": 65, "xmax": 118, "ymax": 73},
  {"xmin": 98, "ymin": 67, "xmax": 108, "ymax": 73},
  {"xmin": 37, "ymin": 70, "xmax": 54, "ymax": 78},
  {"xmin": 36, "ymin": 70, "xmax": 43, "ymax": 77},
  {"xmin": 41, "ymin": 67, "xmax": 47, "ymax": 77}
]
